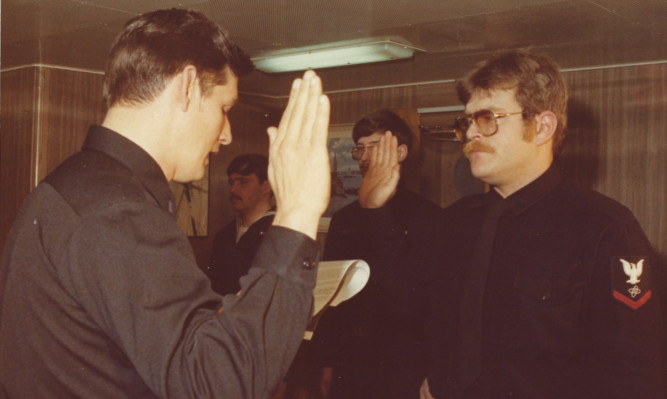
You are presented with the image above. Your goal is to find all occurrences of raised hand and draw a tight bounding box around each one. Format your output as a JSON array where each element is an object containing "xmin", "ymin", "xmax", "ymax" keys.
[
  {"xmin": 419, "ymin": 378, "xmax": 435, "ymax": 399},
  {"xmin": 267, "ymin": 70, "xmax": 331, "ymax": 240},
  {"xmin": 358, "ymin": 130, "xmax": 401, "ymax": 209}
]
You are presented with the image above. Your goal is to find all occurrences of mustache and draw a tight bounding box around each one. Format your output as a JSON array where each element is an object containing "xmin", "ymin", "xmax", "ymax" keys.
[
  {"xmin": 463, "ymin": 141, "xmax": 495, "ymax": 158},
  {"xmin": 229, "ymin": 194, "xmax": 242, "ymax": 201}
]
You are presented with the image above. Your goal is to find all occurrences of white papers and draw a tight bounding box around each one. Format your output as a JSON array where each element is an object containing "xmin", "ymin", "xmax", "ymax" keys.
[{"xmin": 304, "ymin": 259, "xmax": 370, "ymax": 340}]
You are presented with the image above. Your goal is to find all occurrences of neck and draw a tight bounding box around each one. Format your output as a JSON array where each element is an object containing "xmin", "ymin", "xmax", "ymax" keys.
[
  {"xmin": 102, "ymin": 88, "xmax": 180, "ymax": 181},
  {"xmin": 239, "ymin": 202, "xmax": 272, "ymax": 227},
  {"xmin": 493, "ymin": 157, "xmax": 552, "ymax": 198}
]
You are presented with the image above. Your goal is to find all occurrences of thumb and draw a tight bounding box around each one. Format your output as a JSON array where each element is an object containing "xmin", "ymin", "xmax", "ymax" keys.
[
  {"xmin": 266, "ymin": 126, "xmax": 278, "ymax": 144},
  {"xmin": 391, "ymin": 163, "xmax": 401, "ymax": 181}
]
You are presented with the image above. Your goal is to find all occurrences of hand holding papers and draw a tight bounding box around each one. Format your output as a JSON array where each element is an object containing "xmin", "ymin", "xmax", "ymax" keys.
[{"xmin": 304, "ymin": 259, "xmax": 370, "ymax": 340}]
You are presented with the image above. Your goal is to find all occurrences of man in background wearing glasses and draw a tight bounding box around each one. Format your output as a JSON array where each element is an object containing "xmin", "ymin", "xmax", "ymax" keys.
[
  {"xmin": 314, "ymin": 109, "xmax": 441, "ymax": 399},
  {"xmin": 420, "ymin": 49, "xmax": 664, "ymax": 398}
]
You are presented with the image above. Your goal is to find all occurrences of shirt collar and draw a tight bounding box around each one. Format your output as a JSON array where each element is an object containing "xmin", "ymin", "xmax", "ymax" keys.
[
  {"xmin": 468, "ymin": 163, "xmax": 563, "ymax": 215},
  {"xmin": 82, "ymin": 125, "xmax": 176, "ymax": 215},
  {"xmin": 504, "ymin": 163, "xmax": 563, "ymax": 215}
]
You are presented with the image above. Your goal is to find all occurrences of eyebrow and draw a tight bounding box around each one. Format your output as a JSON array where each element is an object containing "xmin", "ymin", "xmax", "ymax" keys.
[
  {"xmin": 357, "ymin": 140, "xmax": 381, "ymax": 146},
  {"xmin": 465, "ymin": 106, "xmax": 507, "ymax": 114}
]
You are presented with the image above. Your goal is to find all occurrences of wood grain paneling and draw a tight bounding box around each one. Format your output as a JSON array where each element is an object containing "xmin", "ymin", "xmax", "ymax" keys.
[
  {"xmin": 1, "ymin": 68, "xmax": 39, "ymax": 248},
  {"xmin": 1, "ymin": 66, "xmax": 106, "ymax": 251},
  {"xmin": 392, "ymin": 108, "xmax": 421, "ymax": 195},
  {"xmin": 3, "ymin": 63, "xmax": 663, "ymax": 268},
  {"xmin": 561, "ymin": 63, "xmax": 666, "ymax": 261},
  {"xmin": 35, "ymin": 68, "xmax": 106, "ymax": 183}
]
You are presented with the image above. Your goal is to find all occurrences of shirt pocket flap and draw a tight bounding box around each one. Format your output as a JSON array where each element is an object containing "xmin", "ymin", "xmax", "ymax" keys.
[{"xmin": 514, "ymin": 274, "xmax": 580, "ymax": 306}]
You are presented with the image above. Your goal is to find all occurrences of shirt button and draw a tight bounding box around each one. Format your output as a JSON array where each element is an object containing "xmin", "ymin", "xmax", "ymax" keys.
[
  {"xmin": 541, "ymin": 292, "xmax": 551, "ymax": 301},
  {"xmin": 301, "ymin": 258, "xmax": 317, "ymax": 269}
]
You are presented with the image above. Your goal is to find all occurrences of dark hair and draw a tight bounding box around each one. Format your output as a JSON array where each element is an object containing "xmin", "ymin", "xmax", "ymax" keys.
[
  {"xmin": 104, "ymin": 8, "xmax": 254, "ymax": 108},
  {"xmin": 352, "ymin": 109, "xmax": 413, "ymax": 150},
  {"xmin": 456, "ymin": 48, "xmax": 568, "ymax": 156},
  {"xmin": 227, "ymin": 154, "xmax": 269, "ymax": 183}
]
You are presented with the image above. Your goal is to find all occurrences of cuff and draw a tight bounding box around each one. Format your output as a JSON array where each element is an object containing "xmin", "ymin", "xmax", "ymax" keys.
[{"xmin": 251, "ymin": 225, "xmax": 320, "ymax": 288}]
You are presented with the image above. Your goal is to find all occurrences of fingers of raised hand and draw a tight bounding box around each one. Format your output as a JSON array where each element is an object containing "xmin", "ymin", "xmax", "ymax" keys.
[
  {"xmin": 369, "ymin": 131, "xmax": 398, "ymax": 168},
  {"xmin": 301, "ymin": 73, "xmax": 325, "ymax": 144},
  {"xmin": 311, "ymin": 94, "xmax": 330, "ymax": 148},
  {"xmin": 381, "ymin": 131, "xmax": 392, "ymax": 163},
  {"xmin": 266, "ymin": 71, "xmax": 330, "ymax": 212},
  {"xmin": 388, "ymin": 133, "xmax": 398, "ymax": 166},
  {"xmin": 284, "ymin": 71, "xmax": 321, "ymax": 143}
]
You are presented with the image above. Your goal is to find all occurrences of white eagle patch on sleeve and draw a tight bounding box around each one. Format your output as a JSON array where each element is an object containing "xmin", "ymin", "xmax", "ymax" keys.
[
  {"xmin": 613, "ymin": 256, "xmax": 651, "ymax": 310},
  {"xmin": 621, "ymin": 258, "xmax": 643, "ymax": 285}
]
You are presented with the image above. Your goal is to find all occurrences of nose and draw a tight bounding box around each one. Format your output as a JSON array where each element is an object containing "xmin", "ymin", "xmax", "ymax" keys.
[
  {"xmin": 359, "ymin": 147, "xmax": 372, "ymax": 162},
  {"xmin": 212, "ymin": 119, "xmax": 232, "ymax": 155},
  {"xmin": 219, "ymin": 118, "xmax": 232, "ymax": 145},
  {"xmin": 466, "ymin": 121, "xmax": 482, "ymax": 142}
]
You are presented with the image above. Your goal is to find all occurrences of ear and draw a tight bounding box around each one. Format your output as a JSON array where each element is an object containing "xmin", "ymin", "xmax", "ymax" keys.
[
  {"xmin": 261, "ymin": 179, "xmax": 272, "ymax": 196},
  {"xmin": 175, "ymin": 65, "xmax": 198, "ymax": 112},
  {"xmin": 534, "ymin": 111, "xmax": 558, "ymax": 147},
  {"xmin": 397, "ymin": 144, "xmax": 409, "ymax": 162}
]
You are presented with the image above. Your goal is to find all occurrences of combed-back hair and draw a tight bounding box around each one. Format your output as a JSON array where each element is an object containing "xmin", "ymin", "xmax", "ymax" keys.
[{"xmin": 104, "ymin": 8, "xmax": 254, "ymax": 108}]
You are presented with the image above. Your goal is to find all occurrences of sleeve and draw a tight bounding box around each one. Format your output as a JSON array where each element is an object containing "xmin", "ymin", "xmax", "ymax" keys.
[
  {"xmin": 207, "ymin": 226, "xmax": 240, "ymax": 295},
  {"xmin": 314, "ymin": 204, "xmax": 406, "ymax": 368},
  {"xmin": 583, "ymin": 216, "xmax": 665, "ymax": 397},
  {"xmin": 324, "ymin": 204, "xmax": 407, "ymax": 293},
  {"xmin": 62, "ymin": 202, "xmax": 319, "ymax": 399},
  {"xmin": 349, "ymin": 201, "xmax": 440, "ymax": 315}
]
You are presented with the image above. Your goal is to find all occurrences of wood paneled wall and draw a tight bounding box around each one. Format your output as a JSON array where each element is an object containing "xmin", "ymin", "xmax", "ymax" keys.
[
  {"xmin": 560, "ymin": 64, "xmax": 666, "ymax": 260},
  {"xmin": 1, "ymin": 66, "xmax": 106, "ymax": 250},
  {"xmin": 35, "ymin": 68, "xmax": 106, "ymax": 182},
  {"xmin": 2, "ymin": 62, "xmax": 665, "ymax": 267},
  {"xmin": 1, "ymin": 68, "xmax": 39, "ymax": 248}
]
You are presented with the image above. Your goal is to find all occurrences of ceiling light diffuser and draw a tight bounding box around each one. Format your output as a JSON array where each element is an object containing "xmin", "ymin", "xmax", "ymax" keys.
[{"xmin": 251, "ymin": 38, "xmax": 424, "ymax": 73}]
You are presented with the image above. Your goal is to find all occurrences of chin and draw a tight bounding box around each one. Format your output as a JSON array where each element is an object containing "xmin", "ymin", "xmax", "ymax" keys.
[
  {"xmin": 180, "ymin": 169, "xmax": 206, "ymax": 183},
  {"xmin": 191, "ymin": 171, "xmax": 206, "ymax": 182},
  {"xmin": 470, "ymin": 163, "xmax": 490, "ymax": 182}
]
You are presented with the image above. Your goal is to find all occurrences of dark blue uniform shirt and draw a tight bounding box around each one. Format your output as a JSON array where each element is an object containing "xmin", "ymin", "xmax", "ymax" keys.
[{"xmin": 427, "ymin": 164, "xmax": 664, "ymax": 398}]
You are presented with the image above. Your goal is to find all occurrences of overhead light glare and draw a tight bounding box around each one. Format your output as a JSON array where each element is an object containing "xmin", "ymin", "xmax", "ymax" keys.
[{"xmin": 251, "ymin": 38, "xmax": 424, "ymax": 73}]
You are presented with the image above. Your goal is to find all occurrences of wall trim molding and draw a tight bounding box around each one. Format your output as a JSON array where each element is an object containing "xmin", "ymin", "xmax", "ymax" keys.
[
  {"xmin": 4, "ymin": 60, "xmax": 665, "ymax": 100},
  {"xmin": 1, "ymin": 64, "xmax": 105, "ymax": 75}
]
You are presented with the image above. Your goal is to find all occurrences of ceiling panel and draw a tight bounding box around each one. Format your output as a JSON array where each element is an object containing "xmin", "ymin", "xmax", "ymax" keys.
[
  {"xmin": 3, "ymin": 0, "xmax": 128, "ymax": 45},
  {"xmin": 78, "ymin": 0, "xmax": 208, "ymax": 14},
  {"xmin": 1, "ymin": 0, "xmax": 664, "ymax": 94},
  {"xmin": 196, "ymin": 0, "xmax": 574, "ymax": 53}
]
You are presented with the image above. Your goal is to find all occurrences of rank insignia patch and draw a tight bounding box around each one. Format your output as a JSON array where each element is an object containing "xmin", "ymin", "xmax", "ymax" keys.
[{"xmin": 612, "ymin": 256, "xmax": 652, "ymax": 310}]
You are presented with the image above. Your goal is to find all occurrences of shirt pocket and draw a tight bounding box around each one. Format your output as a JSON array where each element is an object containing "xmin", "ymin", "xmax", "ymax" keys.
[{"xmin": 510, "ymin": 272, "xmax": 586, "ymax": 359}]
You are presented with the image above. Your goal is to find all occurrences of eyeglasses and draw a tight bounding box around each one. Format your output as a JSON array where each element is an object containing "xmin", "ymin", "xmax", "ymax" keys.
[
  {"xmin": 350, "ymin": 142, "xmax": 380, "ymax": 160},
  {"xmin": 453, "ymin": 109, "xmax": 525, "ymax": 143}
]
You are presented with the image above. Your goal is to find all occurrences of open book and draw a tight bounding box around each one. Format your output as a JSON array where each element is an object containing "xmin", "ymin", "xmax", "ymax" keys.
[{"xmin": 304, "ymin": 259, "xmax": 370, "ymax": 340}]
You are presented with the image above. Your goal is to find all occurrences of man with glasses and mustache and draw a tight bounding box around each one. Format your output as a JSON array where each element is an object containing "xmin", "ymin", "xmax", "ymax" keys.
[
  {"xmin": 420, "ymin": 49, "xmax": 664, "ymax": 398},
  {"xmin": 208, "ymin": 153, "xmax": 275, "ymax": 295},
  {"xmin": 314, "ymin": 109, "xmax": 441, "ymax": 399}
]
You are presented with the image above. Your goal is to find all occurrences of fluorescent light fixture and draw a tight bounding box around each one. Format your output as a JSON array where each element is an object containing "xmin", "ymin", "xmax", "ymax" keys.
[{"xmin": 251, "ymin": 38, "xmax": 424, "ymax": 73}]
